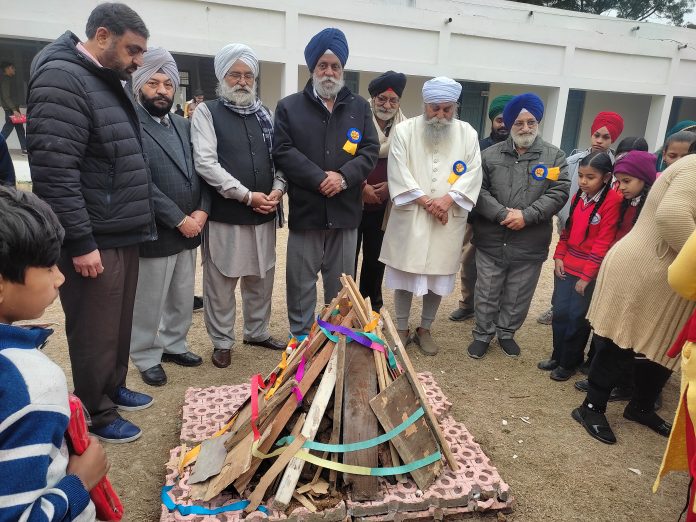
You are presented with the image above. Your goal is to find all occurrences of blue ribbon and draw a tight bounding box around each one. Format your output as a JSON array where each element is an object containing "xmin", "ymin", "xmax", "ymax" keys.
[{"xmin": 161, "ymin": 484, "xmax": 269, "ymax": 515}]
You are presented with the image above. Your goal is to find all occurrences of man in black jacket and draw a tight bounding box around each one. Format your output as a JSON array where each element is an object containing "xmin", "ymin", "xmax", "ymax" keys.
[
  {"xmin": 273, "ymin": 28, "xmax": 379, "ymax": 338},
  {"xmin": 129, "ymin": 47, "xmax": 208, "ymax": 386},
  {"xmin": 27, "ymin": 3, "xmax": 155, "ymax": 443}
]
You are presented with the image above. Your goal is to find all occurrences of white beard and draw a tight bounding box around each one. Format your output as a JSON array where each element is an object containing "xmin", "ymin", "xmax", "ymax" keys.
[
  {"xmin": 313, "ymin": 72, "xmax": 344, "ymax": 99},
  {"xmin": 217, "ymin": 81, "xmax": 257, "ymax": 106},
  {"xmin": 511, "ymin": 127, "xmax": 538, "ymax": 149},
  {"xmin": 424, "ymin": 115, "xmax": 454, "ymax": 149},
  {"xmin": 375, "ymin": 107, "xmax": 397, "ymax": 121}
]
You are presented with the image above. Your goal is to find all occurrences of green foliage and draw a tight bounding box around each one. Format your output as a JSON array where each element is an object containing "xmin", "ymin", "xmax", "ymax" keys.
[{"xmin": 510, "ymin": 0, "xmax": 695, "ymax": 25}]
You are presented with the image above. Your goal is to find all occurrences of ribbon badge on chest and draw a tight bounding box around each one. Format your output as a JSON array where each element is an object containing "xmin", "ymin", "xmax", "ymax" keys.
[
  {"xmin": 447, "ymin": 160, "xmax": 467, "ymax": 184},
  {"xmin": 531, "ymin": 163, "xmax": 560, "ymax": 181},
  {"xmin": 342, "ymin": 127, "xmax": 362, "ymax": 156}
]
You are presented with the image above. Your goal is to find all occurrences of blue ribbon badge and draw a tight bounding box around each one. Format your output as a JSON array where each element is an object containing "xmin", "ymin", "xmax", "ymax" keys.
[
  {"xmin": 447, "ymin": 160, "xmax": 467, "ymax": 184},
  {"xmin": 342, "ymin": 127, "xmax": 362, "ymax": 155}
]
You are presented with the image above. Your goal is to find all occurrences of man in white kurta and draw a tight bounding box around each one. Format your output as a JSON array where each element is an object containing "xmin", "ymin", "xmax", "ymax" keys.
[{"xmin": 380, "ymin": 77, "xmax": 482, "ymax": 355}]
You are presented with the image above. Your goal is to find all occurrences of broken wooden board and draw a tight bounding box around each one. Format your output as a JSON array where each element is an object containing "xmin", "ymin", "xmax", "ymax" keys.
[
  {"xmin": 369, "ymin": 373, "xmax": 442, "ymax": 490},
  {"xmin": 329, "ymin": 335, "xmax": 347, "ymax": 491},
  {"xmin": 380, "ymin": 308, "xmax": 459, "ymax": 472},
  {"xmin": 342, "ymin": 340, "xmax": 380, "ymax": 500}
]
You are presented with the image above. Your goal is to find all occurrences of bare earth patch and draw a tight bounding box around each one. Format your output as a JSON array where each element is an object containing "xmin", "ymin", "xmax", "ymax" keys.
[{"xmin": 36, "ymin": 224, "xmax": 686, "ymax": 521}]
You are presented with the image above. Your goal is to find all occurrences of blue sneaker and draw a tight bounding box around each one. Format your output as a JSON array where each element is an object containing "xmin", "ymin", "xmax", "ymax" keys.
[
  {"xmin": 113, "ymin": 386, "xmax": 153, "ymax": 411},
  {"xmin": 90, "ymin": 416, "xmax": 142, "ymax": 443}
]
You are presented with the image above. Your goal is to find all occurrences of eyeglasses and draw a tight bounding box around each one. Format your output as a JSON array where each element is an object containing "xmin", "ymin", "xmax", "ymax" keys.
[
  {"xmin": 145, "ymin": 79, "xmax": 175, "ymax": 90},
  {"xmin": 512, "ymin": 119, "xmax": 538, "ymax": 129},
  {"xmin": 225, "ymin": 72, "xmax": 255, "ymax": 82},
  {"xmin": 315, "ymin": 62, "xmax": 342, "ymax": 72},
  {"xmin": 375, "ymin": 95, "xmax": 400, "ymax": 106}
]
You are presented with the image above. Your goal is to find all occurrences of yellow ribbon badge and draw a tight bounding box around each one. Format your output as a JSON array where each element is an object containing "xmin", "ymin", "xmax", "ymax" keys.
[
  {"xmin": 342, "ymin": 127, "xmax": 362, "ymax": 155},
  {"xmin": 447, "ymin": 160, "xmax": 468, "ymax": 184},
  {"xmin": 531, "ymin": 164, "xmax": 560, "ymax": 181}
]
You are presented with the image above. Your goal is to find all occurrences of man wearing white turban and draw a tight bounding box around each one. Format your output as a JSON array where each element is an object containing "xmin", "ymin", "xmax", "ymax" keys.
[
  {"xmin": 128, "ymin": 47, "xmax": 209, "ymax": 386},
  {"xmin": 192, "ymin": 43, "xmax": 287, "ymax": 369},
  {"xmin": 379, "ymin": 77, "xmax": 482, "ymax": 355}
]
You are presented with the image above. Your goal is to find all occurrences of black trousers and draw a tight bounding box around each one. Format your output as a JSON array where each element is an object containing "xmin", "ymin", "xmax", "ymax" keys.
[
  {"xmin": 587, "ymin": 334, "xmax": 672, "ymax": 411},
  {"xmin": 355, "ymin": 208, "xmax": 386, "ymax": 312},
  {"xmin": 59, "ymin": 245, "xmax": 139, "ymax": 428},
  {"xmin": 1, "ymin": 109, "xmax": 26, "ymax": 150}
]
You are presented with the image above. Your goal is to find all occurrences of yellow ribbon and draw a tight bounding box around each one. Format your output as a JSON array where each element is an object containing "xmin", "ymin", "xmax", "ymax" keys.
[{"xmin": 546, "ymin": 167, "xmax": 561, "ymax": 181}]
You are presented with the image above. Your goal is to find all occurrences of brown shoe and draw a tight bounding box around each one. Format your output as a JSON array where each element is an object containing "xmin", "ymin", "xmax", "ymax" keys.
[
  {"xmin": 414, "ymin": 328, "xmax": 439, "ymax": 356},
  {"xmin": 397, "ymin": 329, "xmax": 410, "ymax": 347},
  {"xmin": 212, "ymin": 349, "xmax": 231, "ymax": 368}
]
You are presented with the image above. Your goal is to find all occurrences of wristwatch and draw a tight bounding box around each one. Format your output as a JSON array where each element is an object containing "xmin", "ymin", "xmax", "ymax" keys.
[{"xmin": 340, "ymin": 175, "xmax": 348, "ymax": 191}]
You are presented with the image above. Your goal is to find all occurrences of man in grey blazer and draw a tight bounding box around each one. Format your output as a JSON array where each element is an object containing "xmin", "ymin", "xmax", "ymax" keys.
[{"xmin": 130, "ymin": 48, "xmax": 210, "ymax": 386}]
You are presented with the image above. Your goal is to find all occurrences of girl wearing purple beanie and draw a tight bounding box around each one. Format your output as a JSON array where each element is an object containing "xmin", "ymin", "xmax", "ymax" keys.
[{"xmin": 613, "ymin": 150, "xmax": 658, "ymax": 242}]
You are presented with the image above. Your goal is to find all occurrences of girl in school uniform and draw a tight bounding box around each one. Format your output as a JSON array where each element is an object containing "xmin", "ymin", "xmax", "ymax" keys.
[{"xmin": 538, "ymin": 151, "xmax": 622, "ymax": 381}]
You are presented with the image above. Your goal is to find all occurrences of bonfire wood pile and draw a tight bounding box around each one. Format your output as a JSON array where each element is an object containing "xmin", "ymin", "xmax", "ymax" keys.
[{"xmin": 177, "ymin": 275, "xmax": 458, "ymax": 515}]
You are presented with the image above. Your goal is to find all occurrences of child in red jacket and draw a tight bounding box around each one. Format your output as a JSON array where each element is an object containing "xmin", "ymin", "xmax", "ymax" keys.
[
  {"xmin": 539, "ymin": 151, "xmax": 622, "ymax": 381},
  {"xmin": 614, "ymin": 150, "xmax": 658, "ymax": 243}
]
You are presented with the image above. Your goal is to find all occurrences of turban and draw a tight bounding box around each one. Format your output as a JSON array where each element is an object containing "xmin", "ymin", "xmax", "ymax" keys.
[
  {"xmin": 591, "ymin": 112, "xmax": 624, "ymax": 142},
  {"xmin": 666, "ymin": 120, "xmax": 696, "ymax": 138},
  {"xmin": 304, "ymin": 28, "xmax": 349, "ymax": 72},
  {"xmin": 614, "ymin": 150, "xmax": 657, "ymax": 186},
  {"xmin": 131, "ymin": 47, "xmax": 180, "ymax": 97},
  {"xmin": 214, "ymin": 43, "xmax": 259, "ymax": 83},
  {"xmin": 368, "ymin": 71, "xmax": 407, "ymax": 98},
  {"xmin": 502, "ymin": 93, "xmax": 544, "ymax": 131},
  {"xmin": 422, "ymin": 77, "xmax": 461, "ymax": 104},
  {"xmin": 488, "ymin": 95, "xmax": 513, "ymax": 120}
]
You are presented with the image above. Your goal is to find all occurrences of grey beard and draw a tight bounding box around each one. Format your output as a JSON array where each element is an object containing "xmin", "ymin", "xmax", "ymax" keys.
[
  {"xmin": 424, "ymin": 116, "xmax": 454, "ymax": 149},
  {"xmin": 511, "ymin": 129, "xmax": 537, "ymax": 149},
  {"xmin": 313, "ymin": 73, "xmax": 344, "ymax": 99},
  {"xmin": 375, "ymin": 108, "xmax": 397, "ymax": 121},
  {"xmin": 217, "ymin": 81, "xmax": 256, "ymax": 106}
]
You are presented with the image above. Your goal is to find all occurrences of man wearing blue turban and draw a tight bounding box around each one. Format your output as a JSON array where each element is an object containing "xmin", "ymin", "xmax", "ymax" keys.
[
  {"xmin": 467, "ymin": 93, "xmax": 570, "ymax": 360},
  {"xmin": 273, "ymin": 28, "xmax": 379, "ymax": 339}
]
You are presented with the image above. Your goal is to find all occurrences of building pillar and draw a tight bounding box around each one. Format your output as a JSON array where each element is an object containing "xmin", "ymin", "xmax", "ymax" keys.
[
  {"xmin": 645, "ymin": 94, "xmax": 673, "ymax": 152},
  {"xmin": 282, "ymin": 8, "xmax": 299, "ymax": 97},
  {"xmin": 541, "ymin": 85, "xmax": 569, "ymax": 147}
]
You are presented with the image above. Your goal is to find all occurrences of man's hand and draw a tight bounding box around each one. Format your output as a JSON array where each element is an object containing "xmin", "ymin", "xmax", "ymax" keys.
[
  {"xmin": 249, "ymin": 191, "xmax": 279, "ymax": 215},
  {"xmin": 554, "ymin": 259, "xmax": 566, "ymax": 279},
  {"xmin": 373, "ymin": 182, "xmax": 390, "ymax": 202},
  {"xmin": 575, "ymin": 278, "xmax": 590, "ymax": 296},
  {"xmin": 67, "ymin": 436, "xmax": 110, "ymax": 491},
  {"xmin": 12, "ymin": 110, "xmax": 21, "ymax": 118},
  {"xmin": 268, "ymin": 189, "xmax": 284, "ymax": 202},
  {"xmin": 362, "ymin": 183, "xmax": 381, "ymax": 205},
  {"xmin": 190, "ymin": 210, "xmax": 208, "ymax": 229},
  {"xmin": 178, "ymin": 216, "xmax": 201, "ymax": 238},
  {"xmin": 500, "ymin": 208, "xmax": 526, "ymax": 230},
  {"xmin": 73, "ymin": 250, "xmax": 104, "ymax": 278},
  {"xmin": 319, "ymin": 171, "xmax": 344, "ymax": 197},
  {"xmin": 426, "ymin": 194, "xmax": 453, "ymax": 225}
]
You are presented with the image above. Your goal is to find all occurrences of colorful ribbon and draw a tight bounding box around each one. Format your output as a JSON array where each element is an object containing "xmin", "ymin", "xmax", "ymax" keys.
[
  {"xmin": 161, "ymin": 483, "xmax": 268, "ymax": 515},
  {"xmin": 316, "ymin": 317, "xmax": 386, "ymax": 352},
  {"xmin": 291, "ymin": 355, "xmax": 307, "ymax": 404}
]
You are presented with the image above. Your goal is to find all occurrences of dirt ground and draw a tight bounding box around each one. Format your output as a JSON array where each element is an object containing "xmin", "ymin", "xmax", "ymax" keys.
[{"xmin": 34, "ymin": 221, "xmax": 687, "ymax": 522}]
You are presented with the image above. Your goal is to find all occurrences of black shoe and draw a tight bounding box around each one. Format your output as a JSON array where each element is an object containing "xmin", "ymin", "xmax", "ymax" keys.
[
  {"xmin": 467, "ymin": 340, "xmax": 490, "ymax": 359},
  {"xmin": 162, "ymin": 351, "xmax": 203, "ymax": 367},
  {"xmin": 449, "ymin": 307, "xmax": 474, "ymax": 321},
  {"xmin": 608, "ymin": 386, "xmax": 633, "ymax": 402},
  {"xmin": 243, "ymin": 336, "xmax": 286, "ymax": 351},
  {"xmin": 574, "ymin": 379, "xmax": 589, "ymax": 392},
  {"xmin": 193, "ymin": 295, "xmax": 204, "ymax": 312},
  {"xmin": 140, "ymin": 364, "xmax": 167, "ymax": 386},
  {"xmin": 623, "ymin": 403, "xmax": 672, "ymax": 437},
  {"xmin": 538, "ymin": 359, "xmax": 559, "ymax": 371},
  {"xmin": 550, "ymin": 366, "xmax": 575, "ymax": 382},
  {"xmin": 499, "ymin": 338, "xmax": 520, "ymax": 358},
  {"xmin": 572, "ymin": 404, "xmax": 616, "ymax": 444}
]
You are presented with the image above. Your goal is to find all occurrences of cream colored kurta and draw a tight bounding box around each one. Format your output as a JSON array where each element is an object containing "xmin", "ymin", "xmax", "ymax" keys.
[{"xmin": 379, "ymin": 115, "xmax": 482, "ymax": 278}]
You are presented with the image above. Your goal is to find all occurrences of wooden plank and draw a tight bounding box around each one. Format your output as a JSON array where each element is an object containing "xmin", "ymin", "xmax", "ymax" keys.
[
  {"xmin": 274, "ymin": 348, "xmax": 339, "ymax": 508},
  {"xmin": 244, "ymin": 414, "xmax": 306, "ymax": 512},
  {"xmin": 369, "ymin": 374, "xmax": 442, "ymax": 490},
  {"xmin": 380, "ymin": 308, "xmax": 459, "ymax": 472},
  {"xmin": 329, "ymin": 335, "xmax": 347, "ymax": 490},
  {"xmin": 342, "ymin": 341, "xmax": 380, "ymax": 500}
]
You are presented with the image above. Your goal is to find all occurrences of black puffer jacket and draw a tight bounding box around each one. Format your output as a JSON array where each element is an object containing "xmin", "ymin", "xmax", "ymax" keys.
[
  {"xmin": 272, "ymin": 80, "xmax": 379, "ymax": 230},
  {"xmin": 27, "ymin": 31, "xmax": 155, "ymax": 256}
]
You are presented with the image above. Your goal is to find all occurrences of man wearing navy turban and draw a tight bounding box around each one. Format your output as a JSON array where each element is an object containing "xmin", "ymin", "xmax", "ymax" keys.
[
  {"xmin": 273, "ymin": 28, "xmax": 379, "ymax": 339},
  {"xmin": 467, "ymin": 92, "xmax": 570, "ymax": 360}
]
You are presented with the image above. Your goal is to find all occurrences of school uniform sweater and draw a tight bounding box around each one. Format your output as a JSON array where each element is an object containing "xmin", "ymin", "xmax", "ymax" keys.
[
  {"xmin": 615, "ymin": 199, "xmax": 639, "ymax": 243},
  {"xmin": 553, "ymin": 187, "xmax": 622, "ymax": 281},
  {"xmin": 0, "ymin": 323, "xmax": 95, "ymax": 521}
]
